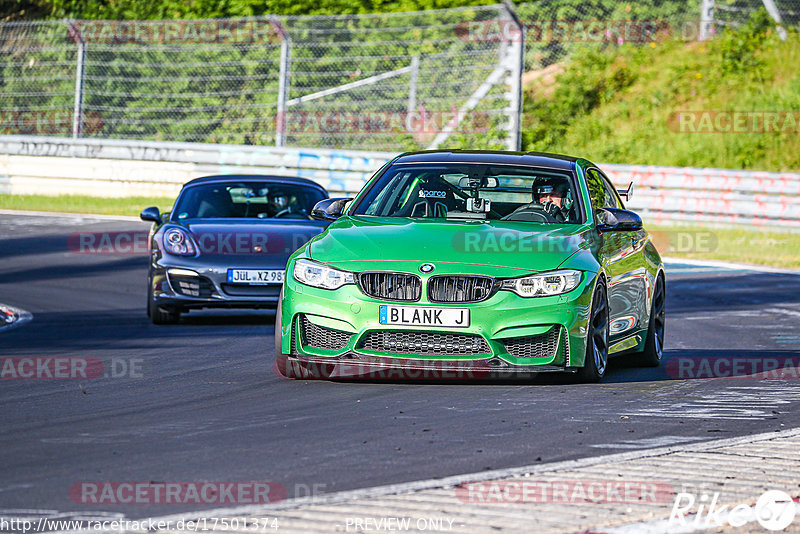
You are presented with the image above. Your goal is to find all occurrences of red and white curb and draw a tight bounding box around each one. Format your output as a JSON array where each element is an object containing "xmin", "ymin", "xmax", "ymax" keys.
[{"xmin": 76, "ymin": 427, "xmax": 800, "ymax": 534}]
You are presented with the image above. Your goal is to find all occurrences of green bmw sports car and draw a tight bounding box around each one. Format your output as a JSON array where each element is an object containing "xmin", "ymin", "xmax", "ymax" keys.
[{"xmin": 274, "ymin": 151, "xmax": 665, "ymax": 382}]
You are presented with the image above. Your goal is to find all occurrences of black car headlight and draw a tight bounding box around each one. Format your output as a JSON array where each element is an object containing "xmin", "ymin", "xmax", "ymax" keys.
[{"xmin": 163, "ymin": 228, "xmax": 196, "ymax": 256}]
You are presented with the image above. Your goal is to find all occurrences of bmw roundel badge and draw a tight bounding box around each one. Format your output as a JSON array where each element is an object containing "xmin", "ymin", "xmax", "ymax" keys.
[{"xmin": 420, "ymin": 263, "xmax": 435, "ymax": 273}]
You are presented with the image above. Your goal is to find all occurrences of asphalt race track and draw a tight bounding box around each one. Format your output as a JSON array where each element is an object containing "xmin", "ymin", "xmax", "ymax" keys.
[{"xmin": 2, "ymin": 212, "xmax": 800, "ymax": 521}]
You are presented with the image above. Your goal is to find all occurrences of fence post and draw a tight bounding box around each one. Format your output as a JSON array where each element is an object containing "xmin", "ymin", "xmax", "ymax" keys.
[
  {"xmin": 67, "ymin": 20, "xmax": 86, "ymax": 138},
  {"xmin": 407, "ymin": 55, "xmax": 419, "ymax": 117},
  {"xmin": 274, "ymin": 17, "xmax": 291, "ymax": 148},
  {"xmin": 761, "ymin": 0, "xmax": 788, "ymax": 40},
  {"xmin": 502, "ymin": 2, "xmax": 524, "ymax": 151},
  {"xmin": 699, "ymin": 0, "xmax": 715, "ymax": 41}
]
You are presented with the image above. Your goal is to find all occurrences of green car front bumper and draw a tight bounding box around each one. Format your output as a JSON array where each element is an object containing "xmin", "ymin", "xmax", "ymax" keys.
[{"xmin": 277, "ymin": 262, "xmax": 599, "ymax": 380}]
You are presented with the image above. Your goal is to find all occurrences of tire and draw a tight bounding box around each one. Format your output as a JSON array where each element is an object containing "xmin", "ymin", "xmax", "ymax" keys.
[
  {"xmin": 274, "ymin": 289, "xmax": 290, "ymax": 378},
  {"xmin": 639, "ymin": 273, "xmax": 666, "ymax": 367},
  {"xmin": 148, "ymin": 280, "xmax": 181, "ymax": 325},
  {"xmin": 146, "ymin": 275, "xmax": 152, "ymax": 318},
  {"xmin": 578, "ymin": 280, "xmax": 609, "ymax": 383}
]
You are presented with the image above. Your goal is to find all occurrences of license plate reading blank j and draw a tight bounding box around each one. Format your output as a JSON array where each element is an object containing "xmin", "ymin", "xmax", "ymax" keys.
[{"xmin": 378, "ymin": 305, "xmax": 469, "ymax": 328}]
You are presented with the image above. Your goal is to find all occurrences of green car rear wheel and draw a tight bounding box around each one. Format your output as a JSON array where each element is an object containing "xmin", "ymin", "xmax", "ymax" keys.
[
  {"xmin": 639, "ymin": 273, "xmax": 666, "ymax": 367},
  {"xmin": 579, "ymin": 280, "xmax": 609, "ymax": 383}
]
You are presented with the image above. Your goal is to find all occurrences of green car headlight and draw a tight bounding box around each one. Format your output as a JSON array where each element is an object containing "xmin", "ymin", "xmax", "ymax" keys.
[
  {"xmin": 500, "ymin": 269, "xmax": 582, "ymax": 298},
  {"xmin": 293, "ymin": 259, "xmax": 355, "ymax": 290}
]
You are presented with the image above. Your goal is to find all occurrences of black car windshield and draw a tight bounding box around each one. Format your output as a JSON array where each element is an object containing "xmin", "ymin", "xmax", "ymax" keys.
[
  {"xmin": 172, "ymin": 182, "xmax": 326, "ymax": 220},
  {"xmin": 351, "ymin": 164, "xmax": 583, "ymax": 224}
]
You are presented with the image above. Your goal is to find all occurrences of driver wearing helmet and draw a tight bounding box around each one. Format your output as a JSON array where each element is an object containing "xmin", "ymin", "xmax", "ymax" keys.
[
  {"xmin": 532, "ymin": 178, "xmax": 570, "ymax": 222},
  {"xmin": 266, "ymin": 192, "xmax": 290, "ymax": 217}
]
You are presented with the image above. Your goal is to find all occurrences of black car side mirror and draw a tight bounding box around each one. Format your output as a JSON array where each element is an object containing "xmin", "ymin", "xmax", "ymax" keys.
[
  {"xmin": 140, "ymin": 206, "xmax": 161, "ymax": 224},
  {"xmin": 311, "ymin": 198, "xmax": 352, "ymax": 221},
  {"xmin": 596, "ymin": 207, "xmax": 642, "ymax": 233}
]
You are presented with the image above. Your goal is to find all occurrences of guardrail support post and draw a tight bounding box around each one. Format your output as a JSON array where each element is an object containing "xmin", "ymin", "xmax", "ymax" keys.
[
  {"xmin": 407, "ymin": 55, "xmax": 419, "ymax": 116},
  {"xmin": 761, "ymin": 0, "xmax": 788, "ymax": 40}
]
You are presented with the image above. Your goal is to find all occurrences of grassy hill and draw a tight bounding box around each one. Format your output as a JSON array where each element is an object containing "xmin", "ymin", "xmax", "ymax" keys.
[{"xmin": 522, "ymin": 12, "xmax": 800, "ymax": 172}]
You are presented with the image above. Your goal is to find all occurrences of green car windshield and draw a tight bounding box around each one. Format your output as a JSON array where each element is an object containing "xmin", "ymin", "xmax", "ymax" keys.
[{"xmin": 352, "ymin": 164, "xmax": 583, "ymax": 224}]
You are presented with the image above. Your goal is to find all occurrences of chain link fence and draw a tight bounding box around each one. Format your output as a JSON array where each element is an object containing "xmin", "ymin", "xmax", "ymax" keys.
[
  {"xmin": 0, "ymin": 6, "xmax": 521, "ymax": 151},
  {"xmin": 517, "ymin": 0, "xmax": 800, "ymax": 71},
  {"xmin": 1, "ymin": 1, "xmax": 797, "ymax": 151},
  {"xmin": 712, "ymin": 0, "xmax": 799, "ymax": 30}
]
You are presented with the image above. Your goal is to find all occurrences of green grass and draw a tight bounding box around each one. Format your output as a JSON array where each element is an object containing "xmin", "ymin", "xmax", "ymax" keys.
[
  {"xmin": 2, "ymin": 194, "xmax": 797, "ymax": 269},
  {"xmin": 523, "ymin": 12, "xmax": 800, "ymax": 172},
  {"xmin": 0, "ymin": 194, "xmax": 175, "ymax": 217}
]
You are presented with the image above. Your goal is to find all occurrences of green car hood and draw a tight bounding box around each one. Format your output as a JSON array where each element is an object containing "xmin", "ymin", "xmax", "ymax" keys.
[{"xmin": 309, "ymin": 216, "xmax": 593, "ymax": 277}]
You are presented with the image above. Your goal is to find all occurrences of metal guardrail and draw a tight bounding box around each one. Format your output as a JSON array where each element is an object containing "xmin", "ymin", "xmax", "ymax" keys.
[
  {"xmin": 604, "ymin": 165, "xmax": 800, "ymax": 229},
  {"xmin": 1, "ymin": 135, "xmax": 798, "ymax": 229},
  {"xmin": 0, "ymin": 135, "xmax": 392, "ymax": 198}
]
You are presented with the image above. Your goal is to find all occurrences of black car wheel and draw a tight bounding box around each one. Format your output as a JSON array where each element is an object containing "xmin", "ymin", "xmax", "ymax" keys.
[
  {"xmin": 639, "ymin": 273, "xmax": 666, "ymax": 367},
  {"xmin": 148, "ymin": 278, "xmax": 181, "ymax": 325},
  {"xmin": 146, "ymin": 275, "xmax": 152, "ymax": 319},
  {"xmin": 578, "ymin": 280, "xmax": 609, "ymax": 383}
]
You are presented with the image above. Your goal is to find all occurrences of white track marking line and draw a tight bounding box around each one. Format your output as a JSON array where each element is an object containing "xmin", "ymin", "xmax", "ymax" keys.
[
  {"xmin": 589, "ymin": 436, "xmax": 707, "ymax": 449},
  {"xmin": 0, "ymin": 209, "xmax": 142, "ymax": 222},
  {"xmin": 663, "ymin": 256, "xmax": 800, "ymax": 275}
]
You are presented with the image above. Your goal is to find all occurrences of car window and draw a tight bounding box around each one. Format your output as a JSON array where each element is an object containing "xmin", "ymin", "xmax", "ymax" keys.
[
  {"xmin": 353, "ymin": 164, "xmax": 583, "ymax": 224},
  {"xmin": 586, "ymin": 169, "xmax": 614, "ymax": 216},
  {"xmin": 597, "ymin": 170, "xmax": 623, "ymax": 209},
  {"xmin": 172, "ymin": 182, "xmax": 326, "ymax": 220}
]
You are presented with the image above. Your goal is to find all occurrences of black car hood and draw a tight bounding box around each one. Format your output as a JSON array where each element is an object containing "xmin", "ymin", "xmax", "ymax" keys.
[{"xmin": 174, "ymin": 219, "xmax": 327, "ymax": 264}]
